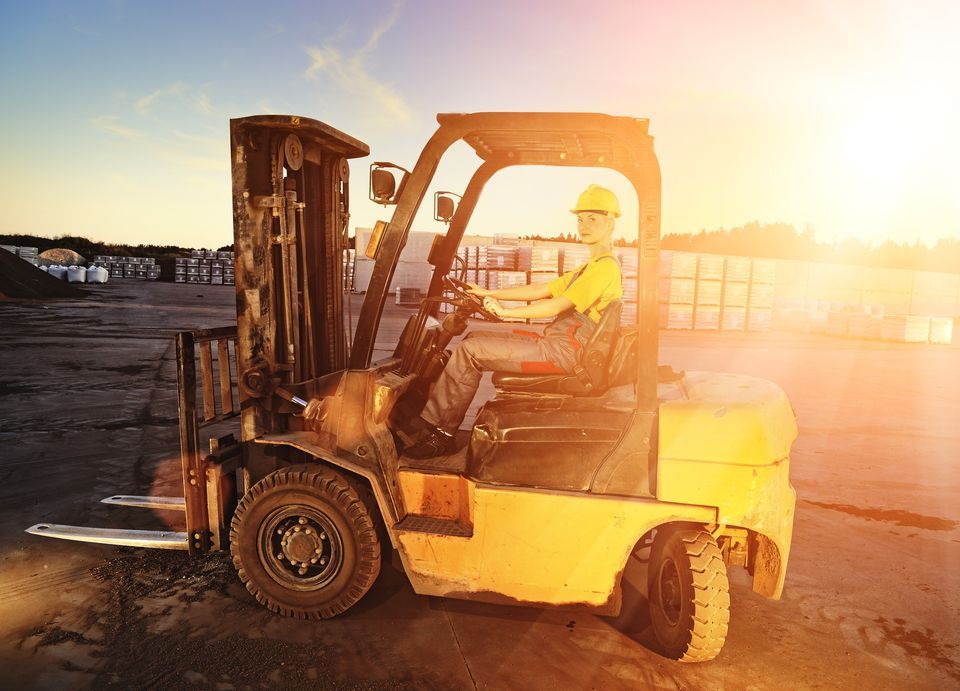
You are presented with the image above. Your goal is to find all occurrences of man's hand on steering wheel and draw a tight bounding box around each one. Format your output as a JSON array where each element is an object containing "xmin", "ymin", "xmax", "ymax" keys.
[
  {"xmin": 483, "ymin": 296, "xmax": 507, "ymax": 318},
  {"xmin": 443, "ymin": 275, "xmax": 502, "ymax": 322}
]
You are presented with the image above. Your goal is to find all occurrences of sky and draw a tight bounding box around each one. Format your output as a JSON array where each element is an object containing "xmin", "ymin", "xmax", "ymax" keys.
[{"xmin": 1, "ymin": 0, "xmax": 958, "ymax": 250}]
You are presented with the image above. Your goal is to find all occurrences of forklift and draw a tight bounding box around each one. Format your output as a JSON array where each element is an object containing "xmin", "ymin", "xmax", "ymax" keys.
[{"xmin": 27, "ymin": 112, "xmax": 798, "ymax": 662}]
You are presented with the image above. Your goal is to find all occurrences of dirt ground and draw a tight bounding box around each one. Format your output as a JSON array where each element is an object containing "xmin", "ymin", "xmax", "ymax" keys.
[{"xmin": 0, "ymin": 280, "xmax": 958, "ymax": 690}]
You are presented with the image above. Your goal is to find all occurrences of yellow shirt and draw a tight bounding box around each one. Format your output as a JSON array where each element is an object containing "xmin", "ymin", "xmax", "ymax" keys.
[{"xmin": 547, "ymin": 252, "xmax": 623, "ymax": 323}]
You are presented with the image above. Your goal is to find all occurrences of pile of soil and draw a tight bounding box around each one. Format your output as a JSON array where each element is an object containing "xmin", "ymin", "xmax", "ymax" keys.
[
  {"xmin": 0, "ymin": 250, "xmax": 86, "ymax": 299},
  {"xmin": 38, "ymin": 248, "xmax": 85, "ymax": 266}
]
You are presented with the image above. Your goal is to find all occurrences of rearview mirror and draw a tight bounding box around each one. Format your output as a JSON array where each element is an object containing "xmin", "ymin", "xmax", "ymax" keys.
[
  {"xmin": 433, "ymin": 191, "xmax": 462, "ymax": 224},
  {"xmin": 369, "ymin": 162, "xmax": 409, "ymax": 205}
]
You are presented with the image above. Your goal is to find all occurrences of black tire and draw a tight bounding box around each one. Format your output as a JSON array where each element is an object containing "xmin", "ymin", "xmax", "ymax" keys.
[
  {"xmin": 230, "ymin": 466, "xmax": 381, "ymax": 619},
  {"xmin": 648, "ymin": 527, "xmax": 730, "ymax": 662}
]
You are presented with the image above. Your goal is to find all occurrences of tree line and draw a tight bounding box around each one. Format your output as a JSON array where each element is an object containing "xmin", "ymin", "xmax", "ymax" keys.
[
  {"xmin": 521, "ymin": 222, "xmax": 960, "ymax": 273},
  {"xmin": 0, "ymin": 234, "xmax": 233, "ymax": 260}
]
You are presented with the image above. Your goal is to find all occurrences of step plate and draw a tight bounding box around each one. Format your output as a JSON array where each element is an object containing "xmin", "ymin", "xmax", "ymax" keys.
[
  {"xmin": 101, "ymin": 495, "xmax": 186, "ymax": 511},
  {"xmin": 25, "ymin": 524, "xmax": 189, "ymax": 550},
  {"xmin": 395, "ymin": 514, "xmax": 473, "ymax": 538}
]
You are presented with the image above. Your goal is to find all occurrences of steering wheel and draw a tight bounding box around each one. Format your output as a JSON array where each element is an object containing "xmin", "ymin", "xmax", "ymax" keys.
[{"xmin": 442, "ymin": 275, "xmax": 503, "ymax": 322}]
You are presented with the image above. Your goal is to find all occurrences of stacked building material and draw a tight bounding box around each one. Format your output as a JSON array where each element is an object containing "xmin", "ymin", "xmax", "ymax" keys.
[
  {"xmin": 17, "ymin": 246, "xmax": 39, "ymax": 265},
  {"xmin": 2, "ymin": 245, "xmax": 40, "ymax": 266},
  {"xmin": 93, "ymin": 255, "xmax": 161, "ymax": 280},
  {"xmin": 720, "ymin": 257, "xmax": 750, "ymax": 331},
  {"xmin": 881, "ymin": 315, "xmax": 931, "ymax": 343},
  {"xmin": 174, "ymin": 251, "xmax": 235, "ymax": 285},
  {"xmin": 616, "ymin": 248, "xmax": 639, "ymax": 324},
  {"xmin": 659, "ymin": 250, "xmax": 697, "ymax": 329},
  {"xmin": 561, "ymin": 244, "xmax": 591, "ymax": 272},
  {"xmin": 929, "ymin": 317, "xmax": 954, "ymax": 344},
  {"xmin": 395, "ymin": 287, "xmax": 423, "ymax": 306},
  {"xmin": 486, "ymin": 270, "xmax": 527, "ymax": 322},
  {"xmin": 485, "ymin": 245, "xmax": 519, "ymax": 271},
  {"xmin": 846, "ymin": 310, "xmax": 883, "ymax": 339},
  {"xmin": 342, "ymin": 249, "xmax": 356, "ymax": 291},
  {"xmin": 693, "ymin": 254, "xmax": 723, "ymax": 330},
  {"xmin": 517, "ymin": 246, "xmax": 560, "ymax": 274},
  {"xmin": 747, "ymin": 259, "xmax": 776, "ymax": 331},
  {"xmin": 393, "ymin": 261, "xmax": 432, "ymax": 294}
]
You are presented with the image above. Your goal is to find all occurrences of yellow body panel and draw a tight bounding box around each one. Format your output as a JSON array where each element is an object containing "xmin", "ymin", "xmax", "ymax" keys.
[
  {"xmin": 658, "ymin": 371, "xmax": 798, "ymax": 596},
  {"xmin": 395, "ymin": 370, "xmax": 798, "ymax": 605},
  {"xmin": 395, "ymin": 480, "xmax": 715, "ymax": 612}
]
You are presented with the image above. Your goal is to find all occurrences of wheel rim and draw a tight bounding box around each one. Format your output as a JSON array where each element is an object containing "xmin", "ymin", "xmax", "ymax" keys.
[
  {"xmin": 657, "ymin": 557, "xmax": 682, "ymax": 627},
  {"xmin": 257, "ymin": 505, "xmax": 343, "ymax": 592}
]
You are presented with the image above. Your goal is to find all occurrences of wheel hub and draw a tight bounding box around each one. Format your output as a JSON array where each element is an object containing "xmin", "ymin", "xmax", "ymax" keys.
[
  {"xmin": 658, "ymin": 558, "xmax": 683, "ymax": 627},
  {"xmin": 259, "ymin": 506, "xmax": 342, "ymax": 591}
]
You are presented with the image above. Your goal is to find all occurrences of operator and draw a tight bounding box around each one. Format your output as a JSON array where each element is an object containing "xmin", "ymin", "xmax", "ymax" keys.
[{"xmin": 405, "ymin": 184, "xmax": 624, "ymax": 459}]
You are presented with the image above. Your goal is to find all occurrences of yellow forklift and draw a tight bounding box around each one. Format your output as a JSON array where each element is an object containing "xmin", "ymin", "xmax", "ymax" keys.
[{"xmin": 27, "ymin": 112, "xmax": 797, "ymax": 662}]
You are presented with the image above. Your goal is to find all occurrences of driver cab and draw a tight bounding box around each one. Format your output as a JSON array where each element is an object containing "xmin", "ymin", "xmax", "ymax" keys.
[{"xmin": 354, "ymin": 113, "xmax": 661, "ymax": 498}]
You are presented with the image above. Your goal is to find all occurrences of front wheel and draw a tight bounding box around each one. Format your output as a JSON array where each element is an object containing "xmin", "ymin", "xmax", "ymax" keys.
[
  {"xmin": 230, "ymin": 466, "xmax": 381, "ymax": 619},
  {"xmin": 648, "ymin": 527, "xmax": 730, "ymax": 662}
]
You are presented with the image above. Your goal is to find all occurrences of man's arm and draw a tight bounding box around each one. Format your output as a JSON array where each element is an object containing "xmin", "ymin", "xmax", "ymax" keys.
[
  {"xmin": 468, "ymin": 282, "xmax": 552, "ymax": 301},
  {"xmin": 484, "ymin": 295, "xmax": 574, "ymax": 319}
]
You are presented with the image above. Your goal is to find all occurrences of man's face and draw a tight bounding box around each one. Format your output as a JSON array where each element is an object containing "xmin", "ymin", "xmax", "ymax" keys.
[{"xmin": 576, "ymin": 212, "xmax": 614, "ymax": 244}]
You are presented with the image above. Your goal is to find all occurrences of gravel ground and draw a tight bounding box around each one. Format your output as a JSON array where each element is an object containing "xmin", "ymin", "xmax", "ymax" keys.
[{"xmin": 0, "ymin": 280, "xmax": 958, "ymax": 689}]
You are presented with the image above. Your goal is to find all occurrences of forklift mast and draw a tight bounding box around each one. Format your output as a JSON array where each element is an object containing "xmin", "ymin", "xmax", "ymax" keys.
[{"xmin": 229, "ymin": 115, "xmax": 369, "ymax": 441}]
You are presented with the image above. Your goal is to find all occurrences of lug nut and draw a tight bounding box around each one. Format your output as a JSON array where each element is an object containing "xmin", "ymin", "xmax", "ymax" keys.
[
  {"xmin": 320, "ymin": 532, "xmax": 326, "ymax": 540},
  {"xmin": 294, "ymin": 526, "xmax": 301, "ymax": 532},
  {"xmin": 314, "ymin": 548, "xmax": 321, "ymax": 554},
  {"xmin": 320, "ymin": 557, "xmax": 327, "ymax": 565},
  {"xmin": 310, "ymin": 557, "xmax": 318, "ymax": 564},
  {"xmin": 304, "ymin": 528, "xmax": 311, "ymax": 535},
  {"xmin": 298, "ymin": 517, "xmax": 307, "ymax": 525},
  {"xmin": 298, "ymin": 566, "xmax": 307, "ymax": 576},
  {"xmin": 277, "ymin": 529, "xmax": 283, "ymax": 535},
  {"xmin": 277, "ymin": 553, "xmax": 284, "ymax": 560}
]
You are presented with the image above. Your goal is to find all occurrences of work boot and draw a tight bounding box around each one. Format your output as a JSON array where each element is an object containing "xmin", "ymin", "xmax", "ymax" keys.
[{"xmin": 404, "ymin": 426, "xmax": 456, "ymax": 459}]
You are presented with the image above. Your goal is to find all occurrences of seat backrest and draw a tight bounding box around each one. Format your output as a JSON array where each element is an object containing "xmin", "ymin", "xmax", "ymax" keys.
[{"xmin": 558, "ymin": 300, "xmax": 622, "ymax": 395}]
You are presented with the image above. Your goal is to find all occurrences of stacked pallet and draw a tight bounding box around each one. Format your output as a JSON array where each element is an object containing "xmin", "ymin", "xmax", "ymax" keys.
[
  {"xmin": 881, "ymin": 315, "xmax": 931, "ymax": 343},
  {"xmin": 929, "ymin": 317, "xmax": 954, "ymax": 344},
  {"xmin": 659, "ymin": 251, "xmax": 697, "ymax": 329},
  {"xmin": 486, "ymin": 270, "xmax": 528, "ymax": 322},
  {"xmin": 747, "ymin": 259, "xmax": 776, "ymax": 331},
  {"xmin": 518, "ymin": 246, "xmax": 560, "ymax": 274},
  {"xmin": 721, "ymin": 257, "xmax": 750, "ymax": 331},
  {"xmin": 395, "ymin": 287, "xmax": 423, "ymax": 306},
  {"xmin": 93, "ymin": 255, "xmax": 161, "ymax": 280},
  {"xmin": 174, "ymin": 250, "xmax": 235, "ymax": 285},
  {"xmin": 2, "ymin": 245, "xmax": 40, "ymax": 265},
  {"xmin": 694, "ymin": 254, "xmax": 724, "ymax": 330},
  {"xmin": 561, "ymin": 244, "xmax": 592, "ymax": 272},
  {"xmin": 485, "ymin": 245, "xmax": 519, "ymax": 271}
]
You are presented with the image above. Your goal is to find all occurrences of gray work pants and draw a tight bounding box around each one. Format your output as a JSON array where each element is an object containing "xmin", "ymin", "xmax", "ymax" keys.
[{"xmin": 421, "ymin": 328, "xmax": 580, "ymax": 433}]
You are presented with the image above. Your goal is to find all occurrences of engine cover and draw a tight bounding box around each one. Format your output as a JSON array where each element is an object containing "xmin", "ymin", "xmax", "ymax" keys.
[{"xmin": 466, "ymin": 397, "xmax": 630, "ymax": 492}]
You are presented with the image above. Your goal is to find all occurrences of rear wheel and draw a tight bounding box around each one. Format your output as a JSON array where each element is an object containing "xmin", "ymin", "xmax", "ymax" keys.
[
  {"xmin": 648, "ymin": 527, "xmax": 730, "ymax": 662},
  {"xmin": 230, "ymin": 466, "xmax": 381, "ymax": 619}
]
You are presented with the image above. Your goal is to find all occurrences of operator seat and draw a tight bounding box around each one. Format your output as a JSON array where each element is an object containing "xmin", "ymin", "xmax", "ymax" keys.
[{"xmin": 492, "ymin": 301, "xmax": 623, "ymax": 396}]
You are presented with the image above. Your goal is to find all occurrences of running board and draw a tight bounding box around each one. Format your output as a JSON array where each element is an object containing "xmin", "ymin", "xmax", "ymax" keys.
[
  {"xmin": 101, "ymin": 495, "xmax": 186, "ymax": 511},
  {"xmin": 395, "ymin": 515, "xmax": 473, "ymax": 538},
  {"xmin": 25, "ymin": 524, "xmax": 189, "ymax": 550}
]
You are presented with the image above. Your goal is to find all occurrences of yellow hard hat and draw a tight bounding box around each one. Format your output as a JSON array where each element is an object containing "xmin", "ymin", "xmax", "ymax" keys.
[{"xmin": 571, "ymin": 184, "xmax": 621, "ymax": 218}]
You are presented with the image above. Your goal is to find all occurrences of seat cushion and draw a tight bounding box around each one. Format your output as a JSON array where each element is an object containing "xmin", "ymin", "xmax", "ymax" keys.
[{"xmin": 492, "ymin": 372, "xmax": 564, "ymax": 394}]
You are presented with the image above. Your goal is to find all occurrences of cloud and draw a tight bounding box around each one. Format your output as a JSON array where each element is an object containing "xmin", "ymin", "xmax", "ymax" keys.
[
  {"xmin": 91, "ymin": 115, "xmax": 144, "ymax": 139},
  {"xmin": 194, "ymin": 92, "xmax": 213, "ymax": 115},
  {"xmin": 135, "ymin": 82, "xmax": 188, "ymax": 114},
  {"xmin": 302, "ymin": 1, "xmax": 412, "ymax": 122}
]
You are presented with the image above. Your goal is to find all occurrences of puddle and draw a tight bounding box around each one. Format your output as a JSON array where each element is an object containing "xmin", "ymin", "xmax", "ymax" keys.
[
  {"xmin": 802, "ymin": 500, "xmax": 957, "ymax": 531},
  {"xmin": 874, "ymin": 616, "xmax": 960, "ymax": 682}
]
